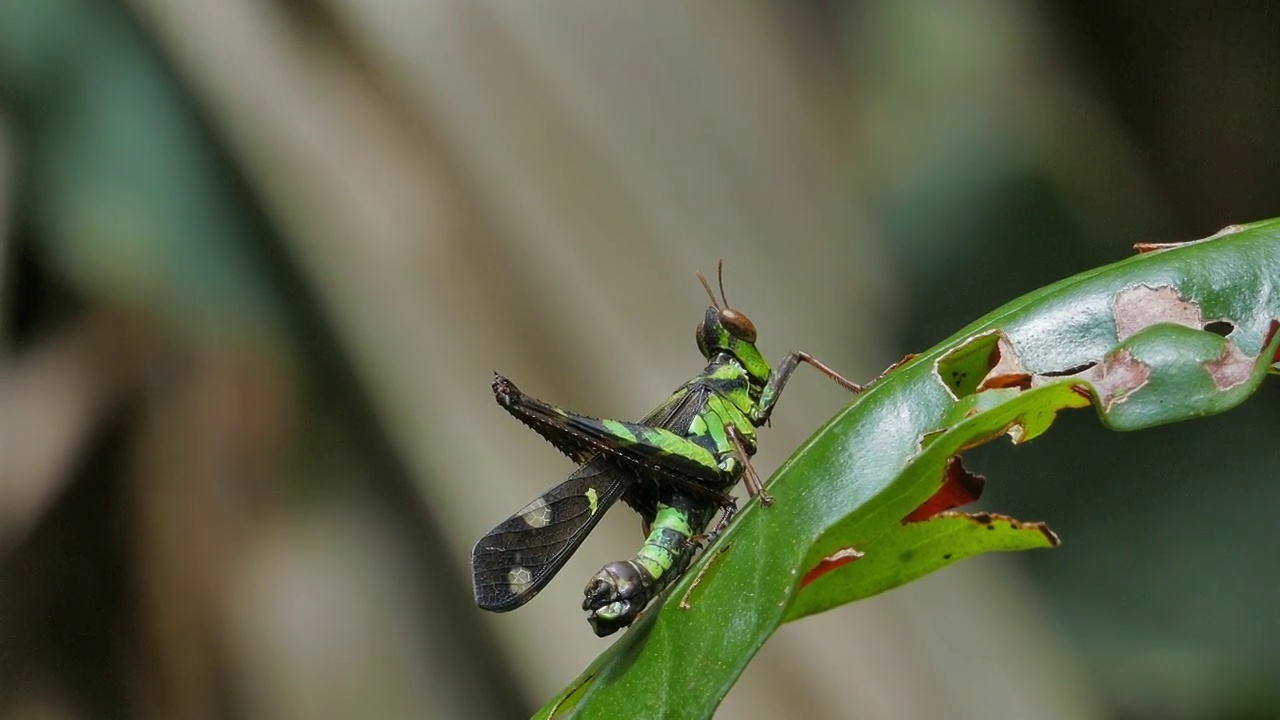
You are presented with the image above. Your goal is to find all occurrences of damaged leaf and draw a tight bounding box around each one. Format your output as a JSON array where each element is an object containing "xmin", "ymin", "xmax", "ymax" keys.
[
  {"xmin": 535, "ymin": 219, "xmax": 1280, "ymax": 720},
  {"xmin": 1113, "ymin": 284, "xmax": 1205, "ymax": 340},
  {"xmin": 900, "ymin": 456, "xmax": 985, "ymax": 524},
  {"xmin": 786, "ymin": 512, "xmax": 1058, "ymax": 623}
]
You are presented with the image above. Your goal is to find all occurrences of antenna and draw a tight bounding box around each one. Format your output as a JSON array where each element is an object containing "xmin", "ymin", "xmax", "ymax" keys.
[
  {"xmin": 696, "ymin": 268, "xmax": 721, "ymax": 309},
  {"xmin": 716, "ymin": 258, "xmax": 730, "ymax": 309}
]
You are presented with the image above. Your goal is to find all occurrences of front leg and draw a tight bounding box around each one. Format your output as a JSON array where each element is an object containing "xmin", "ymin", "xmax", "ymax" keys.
[
  {"xmin": 752, "ymin": 351, "xmax": 864, "ymax": 426},
  {"xmin": 727, "ymin": 424, "xmax": 771, "ymax": 506}
]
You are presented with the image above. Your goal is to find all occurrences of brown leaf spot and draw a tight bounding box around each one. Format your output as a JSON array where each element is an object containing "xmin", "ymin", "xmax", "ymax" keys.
[
  {"xmin": 1113, "ymin": 285, "xmax": 1204, "ymax": 342},
  {"xmin": 978, "ymin": 333, "xmax": 1031, "ymax": 390},
  {"xmin": 1001, "ymin": 421, "xmax": 1028, "ymax": 444},
  {"xmin": 1204, "ymin": 341, "xmax": 1255, "ymax": 391},
  {"xmin": 1133, "ymin": 242, "xmax": 1182, "ymax": 254},
  {"xmin": 1133, "ymin": 225, "xmax": 1245, "ymax": 253},
  {"xmin": 883, "ymin": 352, "xmax": 920, "ymax": 376},
  {"xmin": 1208, "ymin": 319, "xmax": 1280, "ymax": 390},
  {"xmin": 855, "ymin": 353, "xmax": 922, "ymax": 394},
  {"xmin": 799, "ymin": 547, "xmax": 864, "ymax": 589},
  {"xmin": 902, "ymin": 456, "xmax": 985, "ymax": 523},
  {"xmin": 935, "ymin": 330, "xmax": 1031, "ymax": 400},
  {"xmin": 942, "ymin": 511, "xmax": 1061, "ymax": 546},
  {"xmin": 1075, "ymin": 348, "xmax": 1151, "ymax": 411}
]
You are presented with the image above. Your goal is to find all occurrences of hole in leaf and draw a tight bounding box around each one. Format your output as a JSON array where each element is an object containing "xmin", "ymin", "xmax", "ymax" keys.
[
  {"xmin": 1204, "ymin": 320, "xmax": 1235, "ymax": 337},
  {"xmin": 935, "ymin": 333, "xmax": 998, "ymax": 398},
  {"xmin": 902, "ymin": 456, "xmax": 985, "ymax": 523},
  {"xmin": 979, "ymin": 333, "xmax": 1033, "ymax": 391},
  {"xmin": 935, "ymin": 331, "xmax": 1029, "ymax": 398},
  {"xmin": 1206, "ymin": 318, "xmax": 1280, "ymax": 390}
]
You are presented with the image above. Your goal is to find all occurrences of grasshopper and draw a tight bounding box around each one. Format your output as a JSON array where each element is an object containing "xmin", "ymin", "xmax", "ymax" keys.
[{"xmin": 472, "ymin": 263, "xmax": 862, "ymax": 636}]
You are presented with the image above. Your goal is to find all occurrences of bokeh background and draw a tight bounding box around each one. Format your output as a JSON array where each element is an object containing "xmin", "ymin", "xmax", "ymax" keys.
[{"xmin": 2, "ymin": 1, "xmax": 1279, "ymax": 718}]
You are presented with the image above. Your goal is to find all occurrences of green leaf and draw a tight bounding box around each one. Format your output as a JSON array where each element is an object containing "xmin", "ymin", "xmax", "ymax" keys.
[
  {"xmin": 536, "ymin": 220, "xmax": 1280, "ymax": 719},
  {"xmin": 787, "ymin": 511, "xmax": 1059, "ymax": 622}
]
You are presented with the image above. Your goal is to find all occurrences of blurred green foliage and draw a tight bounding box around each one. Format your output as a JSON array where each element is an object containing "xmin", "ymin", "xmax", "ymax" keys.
[{"xmin": 3, "ymin": 1, "xmax": 1280, "ymax": 718}]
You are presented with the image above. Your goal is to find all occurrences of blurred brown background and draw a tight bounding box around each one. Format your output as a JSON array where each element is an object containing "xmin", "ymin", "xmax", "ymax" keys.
[{"xmin": 1, "ymin": 1, "xmax": 1278, "ymax": 718}]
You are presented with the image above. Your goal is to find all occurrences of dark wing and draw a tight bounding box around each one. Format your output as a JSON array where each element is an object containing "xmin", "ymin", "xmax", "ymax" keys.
[
  {"xmin": 491, "ymin": 374, "xmax": 599, "ymax": 464},
  {"xmin": 639, "ymin": 380, "xmax": 709, "ymax": 430},
  {"xmin": 472, "ymin": 455, "xmax": 633, "ymax": 612},
  {"xmin": 622, "ymin": 381, "xmax": 714, "ymax": 519},
  {"xmin": 493, "ymin": 374, "xmax": 721, "ymax": 486}
]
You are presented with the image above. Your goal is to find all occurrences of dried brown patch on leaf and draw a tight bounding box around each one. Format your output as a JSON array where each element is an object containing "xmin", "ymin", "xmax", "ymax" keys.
[
  {"xmin": 902, "ymin": 456, "xmax": 985, "ymax": 524},
  {"xmin": 1205, "ymin": 319, "xmax": 1280, "ymax": 389},
  {"xmin": 895, "ymin": 352, "xmax": 920, "ymax": 367},
  {"xmin": 799, "ymin": 547, "xmax": 864, "ymax": 589},
  {"xmin": 978, "ymin": 333, "xmax": 1032, "ymax": 390},
  {"xmin": 1205, "ymin": 342, "xmax": 1255, "ymax": 390},
  {"xmin": 1074, "ymin": 348, "xmax": 1151, "ymax": 411},
  {"xmin": 860, "ymin": 351, "xmax": 921, "ymax": 392},
  {"xmin": 1000, "ymin": 420, "xmax": 1030, "ymax": 445},
  {"xmin": 860, "ymin": 352, "xmax": 921, "ymax": 393},
  {"xmin": 1133, "ymin": 224, "xmax": 1246, "ymax": 254},
  {"xmin": 959, "ymin": 419, "xmax": 1035, "ymax": 449},
  {"xmin": 945, "ymin": 511, "xmax": 1061, "ymax": 546},
  {"xmin": 1133, "ymin": 242, "xmax": 1182, "ymax": 254},
  {"xmin": 935, "ymin": 330, "xmax": 1029, "ymax": 400},
  {"xmin": 1113, "ymin": 285, "xmax": 1203, "ymax": 341}
]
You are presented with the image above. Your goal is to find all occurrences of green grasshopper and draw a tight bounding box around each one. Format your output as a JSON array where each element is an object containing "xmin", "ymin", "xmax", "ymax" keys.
[{"xmin": 472, "ymin": 263, "xmax": 862, "ymax": 636}]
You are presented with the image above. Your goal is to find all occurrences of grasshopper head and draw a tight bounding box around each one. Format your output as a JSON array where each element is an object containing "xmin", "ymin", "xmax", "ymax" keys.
[{"xmin": 694, "ymin": 262, "xmax": 772, "ymax": 389}]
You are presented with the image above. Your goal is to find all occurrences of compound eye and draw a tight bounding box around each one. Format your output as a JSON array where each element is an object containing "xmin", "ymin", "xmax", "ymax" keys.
[{"xmin": 720, "ymin": 309, "xmax": 757, "ymax": 343}]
